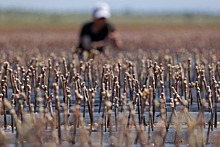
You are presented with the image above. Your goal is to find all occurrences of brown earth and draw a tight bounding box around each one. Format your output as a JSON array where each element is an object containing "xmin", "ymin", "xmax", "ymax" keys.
[{"xmin": 0, "ymin": 25, "xmax": 219, "ymax": 64}]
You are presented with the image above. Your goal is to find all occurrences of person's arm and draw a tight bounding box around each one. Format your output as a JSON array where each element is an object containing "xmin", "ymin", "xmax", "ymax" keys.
[
  {"xmin": 80, "ymin": 35, "xmax": 91, "ymax": 50},
  {"xmin": 79, "ymin": 23, "xmax": 105, "ymax": 50},
  {"xmin": 106, "ymin": 23, "xmax": 122, "ymax": 50},
  {"xmin": 107, "ymin": 32, "xmax": 122, "ymax": 50},
  {"xmin": 81, "ymin": 35, "xmax": 107, "ymax": 50}
]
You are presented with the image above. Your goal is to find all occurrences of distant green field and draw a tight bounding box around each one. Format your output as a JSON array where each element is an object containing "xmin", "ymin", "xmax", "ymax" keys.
[{"xmin": 0, "ymin": 11, "xmax": 220, "ymax": 29}]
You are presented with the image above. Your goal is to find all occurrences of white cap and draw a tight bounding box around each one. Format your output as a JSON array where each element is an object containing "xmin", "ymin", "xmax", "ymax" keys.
[{"xmin": 92, "ymin": 2, "xmax": 111, "ymax": 19}]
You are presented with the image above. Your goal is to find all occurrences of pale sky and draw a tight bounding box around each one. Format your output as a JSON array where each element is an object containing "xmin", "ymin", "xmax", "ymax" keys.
[{"xmin": 0, "ymin": 0, "xmax": 219, "ymax": 14}]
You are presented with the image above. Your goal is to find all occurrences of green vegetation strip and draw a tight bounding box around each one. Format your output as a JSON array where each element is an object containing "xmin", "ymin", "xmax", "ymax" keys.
[{"xmin": 0, "ymin": 11, "xmax": 220, "ymax": 29}]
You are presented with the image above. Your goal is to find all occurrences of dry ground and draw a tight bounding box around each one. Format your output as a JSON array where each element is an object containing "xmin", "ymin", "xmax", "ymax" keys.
[{"xmin": 0, "ymin": 25, "xmax": 219, "ymax": 56}]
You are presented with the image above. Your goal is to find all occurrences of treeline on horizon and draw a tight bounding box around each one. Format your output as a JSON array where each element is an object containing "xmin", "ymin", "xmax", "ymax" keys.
[{"xmin": 1, "ymin": 8, "xmax": 220, "ymax": 16}]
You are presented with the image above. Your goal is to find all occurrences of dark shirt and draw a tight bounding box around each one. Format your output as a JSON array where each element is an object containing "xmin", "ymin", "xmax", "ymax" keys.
[{"xmin": 78, "ymin": 21, "xmax": 115, "ymax": 52}]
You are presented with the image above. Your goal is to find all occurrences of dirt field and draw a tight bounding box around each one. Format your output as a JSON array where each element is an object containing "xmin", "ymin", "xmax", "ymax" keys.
[
  {"xmin": 1, "ymin": 25, "xmax": 220, "ymax": 49},
  {"xmin": 0, "ymin": 25, "xmax": 219, "ymax": 65},
  {"xmin": 0, "ymin": 13, "xmax": 220, "ymax": 58}
]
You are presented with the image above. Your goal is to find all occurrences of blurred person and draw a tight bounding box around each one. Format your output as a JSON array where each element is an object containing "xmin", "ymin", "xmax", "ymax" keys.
[{"xmin": 77, "ymin": 2, "xmax": 122, "ymax": 59}]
